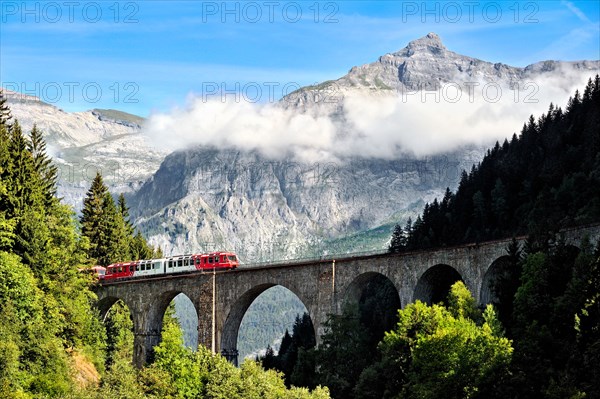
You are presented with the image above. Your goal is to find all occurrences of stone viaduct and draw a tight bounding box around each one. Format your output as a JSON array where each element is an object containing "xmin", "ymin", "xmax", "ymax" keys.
[{"xmin": 96, "ymin": 225, "xmax": 600, "ymax": 368}]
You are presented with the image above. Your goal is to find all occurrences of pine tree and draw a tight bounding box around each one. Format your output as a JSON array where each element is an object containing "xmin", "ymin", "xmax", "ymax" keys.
[
  {"xmin": 118, "ymin": 193, "xmax": 134, "ymax": 238},
  {"xmin": 3, "ymin": 121, "xmax": 49, "ymax": 268},
  {"xmin": 130, "ymin": 230, "xmax": 154, "ymax": 260},
  {"xmin": 81, "ymin": 173, "xmax": 110, "ymax": 265},
  {"xmin": 102, "ymin": 192, "xmax": 129, "ymax": 265},
  {"xmin": 6, "ymin": 121, "xmax": 43, "ymax": 218},
  {"xmin": 28, "ymin": 124, "xmax": 58, "ymax": 206},
  {"xmin": 388, "ymin": 223, "xmax": 405, "ymax": 253},
  {"xmin": 0, "ymin": 89, "xmax": 12, "ymax": 127},
  {"xmin": 0, "ymin": 123, "xmax": 15, "ymax": 250}
]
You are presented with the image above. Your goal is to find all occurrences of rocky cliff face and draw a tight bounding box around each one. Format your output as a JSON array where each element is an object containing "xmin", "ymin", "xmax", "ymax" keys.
[
  {"xmin": 4, "ymin": 90, "xmax": 166, "ymax": 210},
  {"xmin": 129, "ymin": 146, "xmax": 482, "ymax": 262}
]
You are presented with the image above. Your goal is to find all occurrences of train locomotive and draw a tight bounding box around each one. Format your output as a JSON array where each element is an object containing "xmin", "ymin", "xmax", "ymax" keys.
[{"xmin": 101, "ymin": 251, "xmax": 239, "ymax": 282}]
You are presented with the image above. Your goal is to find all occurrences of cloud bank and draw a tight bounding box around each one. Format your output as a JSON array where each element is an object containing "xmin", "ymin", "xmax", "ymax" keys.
[{"xmin": 144, "ymin": 67, "xmax": 596, "ymax": 163}]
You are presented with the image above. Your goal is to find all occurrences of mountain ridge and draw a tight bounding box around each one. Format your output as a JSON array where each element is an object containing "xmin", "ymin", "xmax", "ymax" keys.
[{"xmin": 283, "ymin": 33, "xmax": 599, "ymax": 111}]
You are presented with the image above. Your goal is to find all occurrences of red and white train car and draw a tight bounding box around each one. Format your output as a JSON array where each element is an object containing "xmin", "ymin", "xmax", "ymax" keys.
[{"xmin": 102, "ymin": 252, "xmax": 239, "ymax": 282}]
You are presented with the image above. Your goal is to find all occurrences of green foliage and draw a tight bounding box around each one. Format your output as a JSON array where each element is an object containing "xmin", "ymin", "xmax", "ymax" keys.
[
  {"xmin": 138, "ymin": 310, "xmax": 330, "ymax": 399},
  {"xmin": 496, "ymin": 238, "xmax": 600, "ymax": 398},
  {"xmin": 388, "ymin": 220, "xmax": 408, "ymax": 253},
  {"xmin": 0, "ymin": 251, "xmax": 72, "ymax": 397},
  {"xmin": 28, "ymin": 124, "xmax": 58, "ymax": 206},
  {"xmin": 80, "ymin": 173, "xmax": 108, "ymax": 263},
  {"xmin": 574, "ymin": 243, "xmax": 600, "ymax": 397},
  {"xmin": 259, "ymin": 313, "xmax": 317, "ymax": 387},
  {"xmin": 316, "ymin": 304, "xmax": 372, "ymax": 398},
  {"xmin": 0, "ymin": 108, "xmax": 107, "ymax": 397},
  {"xmin": 447, "ymin": 280, "xmax": 480, "ymax": 321},
  {"xmin": 259, "ymin": 276, "xmax": 401, "ymax": 398},
  {"xmin": 355, "ymin": 283, "xmax": 512, "ymax": 399},
  {"xmin": 130, "ymin": 230, "xmax": 155, "ymax": 260},
  {"xmin": 381, "ymin": 76, "xmax": 600, "ymax": 398},
  {"xmin": 104, "ymin": 300, "xmax": 134, "ymax": 369}
]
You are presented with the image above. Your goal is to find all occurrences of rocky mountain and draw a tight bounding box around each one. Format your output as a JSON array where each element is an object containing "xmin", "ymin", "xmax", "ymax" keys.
[
  {"xmin": 128, "ymin": 33, "xmax": 599, "ymax": 262},
  {"xmin": 129, "ymin": 146, "xmax": 481, "ymax": 262},
  {"xmin": 3, "ymin": 90, "xmax": 166, "ymax": 210},
  {"xmin": 284, "ymin": 32, "xmax": 599, "ymax": 112}
]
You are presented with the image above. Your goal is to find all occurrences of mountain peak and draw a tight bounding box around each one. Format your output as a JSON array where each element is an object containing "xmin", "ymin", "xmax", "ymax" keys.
[{"xmin": 401, "ymin": 32, "xmax": 446, "ymax": 55}]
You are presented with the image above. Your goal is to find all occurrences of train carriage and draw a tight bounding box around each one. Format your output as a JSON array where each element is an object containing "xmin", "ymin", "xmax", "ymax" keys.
[
  {"xmin": 104, "ymin": 262, "xmax": 136, "ymax": 280},
  {"xmin": 101, "ymin": 251, "xmax": 239, "ymax": 282}
]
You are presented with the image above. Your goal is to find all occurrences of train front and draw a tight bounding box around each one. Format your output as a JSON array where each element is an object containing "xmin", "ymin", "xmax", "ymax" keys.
[{"xmin": 221, "ymin": 252, "xmax": 239, "ymax": 269}]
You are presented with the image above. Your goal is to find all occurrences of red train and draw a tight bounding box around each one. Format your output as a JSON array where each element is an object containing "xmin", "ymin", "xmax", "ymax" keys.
[{"xmin": 100, "ymin": 252, "xmax": 239, "ymax": 282}]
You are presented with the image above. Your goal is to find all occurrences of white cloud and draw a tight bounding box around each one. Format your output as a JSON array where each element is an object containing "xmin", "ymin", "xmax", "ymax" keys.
[
  {"xmin": 562, "ymin": 0, "xmax": 591, "ymax": 23},
  {"xmin": 143, "ymin": 66, "xmax": 596, "ymax": 162}
]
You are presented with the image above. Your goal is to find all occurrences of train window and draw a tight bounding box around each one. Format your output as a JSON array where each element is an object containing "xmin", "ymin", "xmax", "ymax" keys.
[
  {"xmin": 228, "ymin": 255, "xmax": 237, "ymax": 262},
  {"xmin": 178, "ymin": 260, "xmax": 182, "ymax": 267},
  {"xmin": 208, "ymin": 257, "xmax": 213, "ymax": 263}
]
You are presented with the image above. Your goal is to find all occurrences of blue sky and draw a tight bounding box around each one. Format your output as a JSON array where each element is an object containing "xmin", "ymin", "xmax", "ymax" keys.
[{"xmin": 1, "ymin": 0, "xmax": 599, "ymax": 116}]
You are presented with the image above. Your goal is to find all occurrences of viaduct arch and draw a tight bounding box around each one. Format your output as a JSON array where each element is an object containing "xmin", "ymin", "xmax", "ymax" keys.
[{"xmin": 96, "ymin": 225, "xmax": 600, "ymax": 367}]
